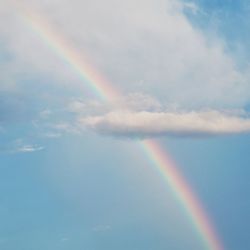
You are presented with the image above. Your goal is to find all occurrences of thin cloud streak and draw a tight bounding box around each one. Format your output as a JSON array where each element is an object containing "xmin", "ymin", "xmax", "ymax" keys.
[
  {"xmin": 0, "ymin": 143, "xmax": 45, "ymax": 154},
  {"xmin": 16, "ymin": 144, "xmax": 45, "ymax": 153}
]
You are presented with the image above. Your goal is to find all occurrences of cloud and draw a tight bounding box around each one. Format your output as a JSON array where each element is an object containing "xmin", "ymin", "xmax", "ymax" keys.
[
  {"xmin": 68, "ymin": 93, "xmax": 162, "ymax": 115},
  {"xmin": 16, "ymin": 144, "xmax": 44, "ymax": 153},
  {"xmin": 1, "ymin": 0, "xmax": 250, "ymax": 110},
  {"xmin": 80, "ymin": 110, "xmax": 250, "ymax": 138},
  {"xmin": 1, "ymin": 0, "xmax": 250, "ymax": 143},
  {"xmin": 0, "ymin": 144, "xmax": 44, "ymax": 154},
  {"xmin": 115, "ymin": 93, "xmax": 162, "ymax": 112},
  {"xmin": 0, "ymin": 139, "xmax": 45, "ymax": 154}
]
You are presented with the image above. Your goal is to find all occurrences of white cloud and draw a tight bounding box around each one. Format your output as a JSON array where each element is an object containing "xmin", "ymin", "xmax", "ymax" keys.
[
  {"xmin": 67, "ymin": 99, "xmax": 107, "ymax": 115},
  {"xmin": 16, "ymin": 144, "xmax": 44, "ymax": 153},
  {"xmin": 0, "ymin": 0, "xmax": 250, "ymax": 109},
  {"xmin": 80, "ymin": 110, "xmax": 250, "ymax": 138},
  {"xmin": 1, "ymin": 139, "xmax": 46, "ymax": 153},
  {"xmin": 68, "ymin": 93, "xmax": 161, "ymax": 115},
  {"xmin": 0, "ymin": 142, "xmax": 44, "ymax": 154},
  {"xmin": 115, "ymin": 93, "xmax": 162, "ymax": 112}
]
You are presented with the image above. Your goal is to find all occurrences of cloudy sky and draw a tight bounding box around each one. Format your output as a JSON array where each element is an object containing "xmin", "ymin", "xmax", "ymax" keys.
[{"xmin": 1, "ymin": 0, "xmax": 250, "ymax": 249}]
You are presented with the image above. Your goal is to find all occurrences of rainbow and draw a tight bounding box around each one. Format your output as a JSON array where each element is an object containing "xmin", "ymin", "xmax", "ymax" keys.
[
  {"xmin": 16, "ymin": 5, "xmax": 223, "ymax": 250},
  {"xmin": 16, "ymin": 6, "xmax": 118, "ymax": 101},
  {"xmin": 141, "ymin": 141, "xmax": 223, "ymax": 250}
]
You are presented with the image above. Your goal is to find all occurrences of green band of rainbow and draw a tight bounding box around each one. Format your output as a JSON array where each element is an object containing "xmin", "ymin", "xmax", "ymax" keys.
[{"xmin": 16, "ymin": 5, "xmax": 223, "ymax": 250}]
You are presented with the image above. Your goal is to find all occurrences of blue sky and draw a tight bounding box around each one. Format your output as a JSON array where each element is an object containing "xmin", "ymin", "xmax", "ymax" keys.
[{"xmin": 1, "ymin": 0, "xmax": 250, "ymax": 249}]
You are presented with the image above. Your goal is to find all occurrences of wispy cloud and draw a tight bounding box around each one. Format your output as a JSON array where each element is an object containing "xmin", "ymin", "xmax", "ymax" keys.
[
  {"xmin": 16, "ymin": 144, "xmax": 44, "ymax": 153},
  {"xmin": 81, "ymin": 110, "xmax": 250, "ymax": 138},
  {"xmin": 0, "ymin": 139, "xmax": 45, "ymax": 154}
]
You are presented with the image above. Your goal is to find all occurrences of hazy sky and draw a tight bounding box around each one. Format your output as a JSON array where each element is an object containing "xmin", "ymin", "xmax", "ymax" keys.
[{"xmin": 1, "ymin": 1, "xmax": 250, "ymax": 249}]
